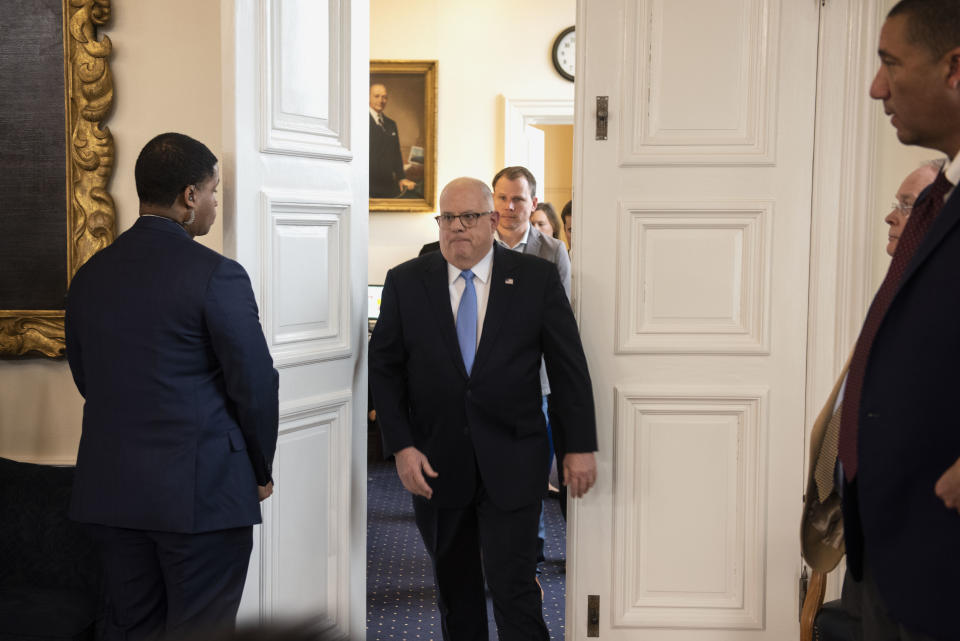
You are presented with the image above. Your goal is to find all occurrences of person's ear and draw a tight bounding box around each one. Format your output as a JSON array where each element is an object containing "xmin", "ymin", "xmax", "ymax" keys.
[
  {"xmin": 531, "ymin": 196, "xmax": 539, "ymax": 209},
  {"xmin": 946, "ymin": 48, "xmax": 960, "ymax": 90},
  {"xmin": 182, "ymin": 185, "xmax": 197, "ymax": 207}
]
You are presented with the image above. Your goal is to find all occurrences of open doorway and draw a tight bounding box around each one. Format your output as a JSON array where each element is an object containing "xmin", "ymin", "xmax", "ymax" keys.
[{"xmin": 366, "ymin": 96, "xmax": 578, "ymax": 641}]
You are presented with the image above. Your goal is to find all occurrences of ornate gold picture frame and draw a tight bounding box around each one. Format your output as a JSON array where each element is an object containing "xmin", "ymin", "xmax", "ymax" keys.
[
  {"xmin": 0, "ymin": 0, "xmax": 115, "ymax": 358},
  {"xmin": 369, "ymin": 60, "xmax": 437, "ymax": 213}
]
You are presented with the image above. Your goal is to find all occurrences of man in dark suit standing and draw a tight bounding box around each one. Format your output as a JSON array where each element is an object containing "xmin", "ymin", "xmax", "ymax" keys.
[
  {"xmin": 838, "ymin": 2, "xmax": 960, "ymax": 639},
  {"xmin": 369, "ymin": 83, "xmax": 416, "ymax": 198},
  {"xmin": 369, "ymin": 177, "xmax": 597, "ymax": 640},
  {"xmin": 65, "ymin": 133, "xmax": 279, "ymax": 639}
]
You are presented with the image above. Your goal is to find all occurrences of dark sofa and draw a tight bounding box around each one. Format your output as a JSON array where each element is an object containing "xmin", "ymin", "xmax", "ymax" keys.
[{"xmin": 0, "ymin": 457, "xmax": 101, "ymax": 641}]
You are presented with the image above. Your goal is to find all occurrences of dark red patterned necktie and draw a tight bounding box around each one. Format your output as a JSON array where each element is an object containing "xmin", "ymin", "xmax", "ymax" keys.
[{"xmin": 838, "ymin": 172, "xmax": 953, "ymax": 481}]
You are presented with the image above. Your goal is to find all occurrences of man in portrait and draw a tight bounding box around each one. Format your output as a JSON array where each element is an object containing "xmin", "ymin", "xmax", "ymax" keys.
[{"xmin": 369, "ymin": 83, "xmax": 416, "ymax": 198}]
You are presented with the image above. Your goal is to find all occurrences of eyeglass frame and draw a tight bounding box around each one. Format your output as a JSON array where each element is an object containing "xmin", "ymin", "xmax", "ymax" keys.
[
  {"xmin": 890, "ymin": 200, "xmax": 914, "ymax": 216},
  {"xmin": 434, "ymin": 211, "xmax": 493, "ymax": 228}
]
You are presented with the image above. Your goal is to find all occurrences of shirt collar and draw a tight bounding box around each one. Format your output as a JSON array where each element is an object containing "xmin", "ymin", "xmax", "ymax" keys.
[
  {"xmin": 944, "ymin": 154, "xmax": 960, "ymax": 189},
  {"xmin": 495, "ymin": 224, "xmax": 531, "ymax": 251},
  {"xmin": 369, "ymin": 107, "xmax": 383, "ymax": 122},
  {"xmin": 447, "ymin": 244, "xmax": 494, "ymax": 286},
  {"xmin": 136, "ymin": 214, "xmax": 192, "ymax": 238}
]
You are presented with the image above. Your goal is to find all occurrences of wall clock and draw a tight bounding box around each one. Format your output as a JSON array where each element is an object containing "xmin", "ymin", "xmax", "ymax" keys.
[{"xmin": 552, "ymin": 26, "xmax": 575, "ymax": 82}]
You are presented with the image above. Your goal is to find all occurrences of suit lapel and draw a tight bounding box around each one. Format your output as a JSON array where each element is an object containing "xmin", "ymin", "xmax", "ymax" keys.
[
  {"xmin": 473, "ymin": 245, "xmax": 518, "ymax": 375},
  {"xmin": 524, "ymin": 227, "xmax": 541, "ymax": 257},
  {"xmin": 422, "ymin": 254, "xmax": 469, "ymax": 379}
]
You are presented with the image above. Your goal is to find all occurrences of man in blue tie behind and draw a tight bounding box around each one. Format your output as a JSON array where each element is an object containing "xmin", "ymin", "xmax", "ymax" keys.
[
  {"xmin": 65, "ymin": 133, "xmax": 279, "ymax": 639},
  {"xmin": 369, "ymin": 177, "xmax": 597, "ymax": 641}
]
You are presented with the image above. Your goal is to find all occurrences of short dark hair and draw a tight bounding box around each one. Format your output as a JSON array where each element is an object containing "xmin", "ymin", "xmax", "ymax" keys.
[
  {"xmin": 560, "ymin": 200, "xmax": 572, "ymax": 224},
  {"xmin": 492, "ymin": 166, "xmax": 537, "ymax": 199},
  {"xmin": 888, "ymin": 0, "xmax": 960, "ymax": 60},
  {"xmin": 135, "ymin": 133, "xmax": 218, "ymax": 207}
]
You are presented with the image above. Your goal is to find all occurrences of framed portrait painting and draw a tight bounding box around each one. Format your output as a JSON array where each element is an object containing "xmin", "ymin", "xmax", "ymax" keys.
[
  {"xmin": 369, "ymin": 60, "xmax": 437, "ymax": 213},
  {"xmin": 0, "ymin": 0, "xmax": 116, "ymax": 358}
]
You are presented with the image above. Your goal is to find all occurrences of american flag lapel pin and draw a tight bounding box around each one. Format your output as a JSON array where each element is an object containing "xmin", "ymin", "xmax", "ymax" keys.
[{"xmin": 505, "ymin": 278, "xmax": 515, "ymax": 285}]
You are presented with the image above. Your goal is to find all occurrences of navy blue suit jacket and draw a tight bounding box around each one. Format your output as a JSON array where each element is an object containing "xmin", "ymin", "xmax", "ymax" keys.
[
  {"xmin": 65, "ymin": 216, "xmax": 279, "ymax": 534},
  {"xmin": 843, "ymin": 182, "xmax": 960, "ymax": 640},
  {"xmin": 368, "ymin": 243, "xmax": 597, "ymax": 510}
]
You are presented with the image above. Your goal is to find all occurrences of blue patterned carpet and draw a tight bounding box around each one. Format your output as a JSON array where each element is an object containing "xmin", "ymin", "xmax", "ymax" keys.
[{"xmin": 366, "ymin": 460, "xmax": 567, "ymax": 640}]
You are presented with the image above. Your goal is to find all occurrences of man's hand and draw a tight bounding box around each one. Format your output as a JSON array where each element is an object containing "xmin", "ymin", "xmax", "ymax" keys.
[
  {"xmin": 398, "ymin": 178, "xmax": 417, "ymax": 193},
  {"xmin": 395, "ymin": 446, "xmax": 439, "ymax": 499},
  {"xmin": 935, "ymin": 456, "xmax": 960, "ymax": 513},
  {"xmin": 258, "ymin": 482, "xmax": 274, "ymax": 502},
  {"xmin": 563, "ymin": 452, "xmax": 597, "ymax": 499}
]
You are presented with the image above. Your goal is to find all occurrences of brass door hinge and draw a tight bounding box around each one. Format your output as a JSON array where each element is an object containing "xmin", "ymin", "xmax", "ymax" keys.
[
  {"xmin": 587, "ymin": 594, "xmax": 600, "ymax": 637},
  {"xmin": 595, "ymin": 97, "xmax": 608, "ymax": 141}
]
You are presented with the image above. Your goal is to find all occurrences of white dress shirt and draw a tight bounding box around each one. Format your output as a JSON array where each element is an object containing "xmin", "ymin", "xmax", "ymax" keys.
[
  {"xmin": 944, "ymin": 153, "xmax": 960, "ymax": 199},
  {"xmin": 369, "ymin": 107, "xmax": 384, "ymax": 127},
  {"xmin": 448, "ymin": 245, "xmax": 494, "ymax": 350},
  {"xmin": 494, "ymin": 225, "xmax": 531, "ymax": 251}
]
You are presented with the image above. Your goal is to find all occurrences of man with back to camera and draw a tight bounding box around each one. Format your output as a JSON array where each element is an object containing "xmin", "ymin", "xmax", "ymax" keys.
[
  {"xmin": 369, "ymin": 83, "xmax": 417, "ymax": 198},
  {"xmin": 837, "ymin": 2, "xmax": 960, "ymax": 639},
  {"xmin": 369, "ymin": 177, "xmax": 597, "ymax": 640},
  {"xmin": 65, "ymin": 132, "xmax": 279, "ymax": 639}
]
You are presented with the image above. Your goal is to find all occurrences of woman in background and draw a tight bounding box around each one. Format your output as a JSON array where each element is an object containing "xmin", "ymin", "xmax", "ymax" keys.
[{"xmin": 531, "ymin": 202, "xmax": 565, "ymax": 245}]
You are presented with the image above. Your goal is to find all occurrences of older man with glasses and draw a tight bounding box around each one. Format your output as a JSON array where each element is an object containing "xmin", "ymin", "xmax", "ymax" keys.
[{"xmin": 369, "ymin": 177, "xmax": 597, "ymax": 641}]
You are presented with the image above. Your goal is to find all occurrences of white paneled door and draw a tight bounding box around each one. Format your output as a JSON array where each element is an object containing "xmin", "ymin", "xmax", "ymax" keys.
[
  {"xmin": 570, "ymin": 0, "xmax": 820, "ymax": 639},
  {"xmin": 225, "ymin": 0, "xmax": 368, "ymax": 637}
]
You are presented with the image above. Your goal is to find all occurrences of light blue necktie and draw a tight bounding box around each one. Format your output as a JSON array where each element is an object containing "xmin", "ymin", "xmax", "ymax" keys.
[{"xmin": 456, "ymin": 270, "xmax": 477, "ymax": 375}]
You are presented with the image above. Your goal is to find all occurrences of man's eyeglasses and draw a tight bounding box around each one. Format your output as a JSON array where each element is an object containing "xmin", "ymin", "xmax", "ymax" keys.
[
  {"xmin": 891, "ymin": 201, "xmax": 914, "ymax": 216},
  {"xmin": 435, "ymin": 212, "xmax": 492, "ymax": 228}
]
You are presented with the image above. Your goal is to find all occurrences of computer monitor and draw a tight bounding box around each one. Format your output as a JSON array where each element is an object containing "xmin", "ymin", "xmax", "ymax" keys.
[{"xmin": 368, "ymin": 284, "xmax": 384, "ymax": 320}]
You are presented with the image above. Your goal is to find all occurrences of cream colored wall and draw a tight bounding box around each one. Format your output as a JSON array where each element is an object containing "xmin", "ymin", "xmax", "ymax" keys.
[
  {"xmin": 533, "ymin": 124, "xmax": 573, "ymax": 211},
  {"xmin": 0, "ymin": 1, "xmax": 223, "ymax": 463},
  {"xmin": 368, "ymin": 0, "xmax": 576, "ymax": 283}
]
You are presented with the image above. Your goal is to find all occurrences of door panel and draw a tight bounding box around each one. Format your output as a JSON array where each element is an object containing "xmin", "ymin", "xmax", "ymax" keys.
[
  {"xmin": 227, "ymin": 0, "xmax": 368, "ymax": 636},
  {"xmin": 571, "ymin": 0, "xmax": 819, "ymax": 638}
]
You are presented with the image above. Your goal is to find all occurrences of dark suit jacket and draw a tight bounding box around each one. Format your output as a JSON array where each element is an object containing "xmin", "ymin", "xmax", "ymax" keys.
[
  {"xmin": 65, "ymin": 216, "xmax": 279, "ymax": 534},
  {"xmin": 370, "ymin": 113, "xmax": 405, "ymax": 197},
  {"xmin": 368, "ymin": 244, "xmax": 597, "ymax": 510},
  {"xmin": 842, "ymin": 182, "xmax": 960, "ymax": 640},
  {"xmin": 418, "ymin": 241, "xmax": 440, "ymax": 256}
]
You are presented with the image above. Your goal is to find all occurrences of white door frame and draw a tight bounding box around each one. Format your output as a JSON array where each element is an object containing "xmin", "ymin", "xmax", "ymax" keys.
[
  {"xmin": 803, "ymin": 0, "xmax": 883, "ymax": 600},
  {"xmin": 502, "ymin": 97, "xmax": 575, "ymax": 173}
]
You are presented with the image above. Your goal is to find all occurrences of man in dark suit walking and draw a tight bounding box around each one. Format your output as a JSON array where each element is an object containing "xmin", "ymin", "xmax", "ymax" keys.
[
  {"xmin": 492, "ymin": 167, "xmax": 570, "ymax": 296},
  {"xmin": 65, "ymin": 133, "xmax": 279, "ymax": 639},
  {"xmin": 838, "ymin": 2, "xmax": 960, "ymax": 639},
  {"xmin": 369, "ymin": 177, "xmax": 597, "ymax": 640},
  {"xmin": 369, "ymin": 83, "xmax": 416, "ymax": 198}
]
